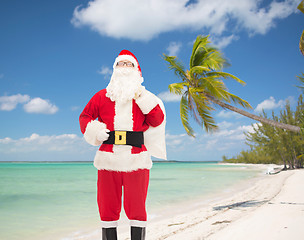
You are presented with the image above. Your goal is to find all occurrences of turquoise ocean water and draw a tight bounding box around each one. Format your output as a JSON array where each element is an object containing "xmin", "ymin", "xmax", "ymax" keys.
[{"xmin": 0, "ymin": 162, "xmax": 262, "ymax": 240}]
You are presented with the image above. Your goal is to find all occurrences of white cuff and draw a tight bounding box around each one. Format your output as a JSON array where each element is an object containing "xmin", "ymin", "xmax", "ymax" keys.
[
  {"xmin": 135, "ymin": 90, "xmax": 158, "ymax": 114},
  {"xmin": 130, "ymin": 220, "xmax": 147, "ymax": 227},
  {"xmin": 83, "ymin": 120, "xmax": 107, "ymax": 146},
  {"xmin": 101, "ymin": 220, "xmax": 118, "ymax": 228}
]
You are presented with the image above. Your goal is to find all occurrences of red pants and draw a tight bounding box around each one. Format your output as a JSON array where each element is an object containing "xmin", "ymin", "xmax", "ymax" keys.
[{"xmin": 97, "ymin": 169, "xmax": 149, "ymax": 228}]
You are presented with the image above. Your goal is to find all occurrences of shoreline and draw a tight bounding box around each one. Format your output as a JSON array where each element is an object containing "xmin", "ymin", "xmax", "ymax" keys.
[
  {"xmin": 145, "ymin": 167, "xmax": 303, "ymax": 240},
  {"xmin": 117, "ymin": 164, "xmax": 302, "ymax": 240},
  {"xmin": 112, "ymin": 163, "xmax": 277, "ymax": 239}
]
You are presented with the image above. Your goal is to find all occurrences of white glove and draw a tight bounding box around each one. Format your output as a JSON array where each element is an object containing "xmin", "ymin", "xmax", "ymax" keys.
[{"xmin": 97, "ymin": 129, "xmax": 110, "ymax": 142}]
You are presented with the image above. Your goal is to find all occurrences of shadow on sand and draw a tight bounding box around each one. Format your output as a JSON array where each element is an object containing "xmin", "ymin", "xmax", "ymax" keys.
[{"xmin": 213, "ymin": 200, "xmax": 268, "ymax": 211}]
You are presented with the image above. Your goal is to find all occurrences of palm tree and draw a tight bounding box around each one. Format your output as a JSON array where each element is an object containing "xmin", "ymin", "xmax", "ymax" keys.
[
  {"xmin": 298, "ymin": 1, "xmax": 304, "ymax": 56},
  {"xmin": 163, "ymin": 35, "xmax": 301, "ymax": 137},
  {"xmin": 300, "ymin": 30, "xmax": 304, "ymax": 56}
]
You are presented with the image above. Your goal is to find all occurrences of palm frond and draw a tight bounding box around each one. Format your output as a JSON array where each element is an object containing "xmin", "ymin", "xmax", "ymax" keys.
[
  {"xmin": 206, "ymin": 72, "xmax": 246, "ymax": 85},
  {"xmin": 190, "ymin": 35, "xmax": 210, "ymax": 68},
  {"xmin": 180, "ymin": 94, "xmax": 195, "ymax": 137},
  {"xmin": 191, "ymin": 48, "xmax": 209, "ymax": 68},
  {"xmin": 189, "ymin": 89, "xmax": 218, "ymax": 132},
  {"xmin": 188, "ymin": 87, "xmax": 212, "ymax": 107},
  {"xmin": 189, "ymin": 96, "xmax": 201, "ymax": 126},
  {"xmin": 196, "ymin": 104, "xmax": 218, "ymax": 132},
  {"xmin": 298, "ymin": 0, "xmax": 304, "ymax": 14},
  {"xmin": 190, "ymin": 35, "xmax": 229, "ymax": 71},
  {"xmin": 299, "ymin": 1, "xmax": 304, "ymax": 55},
  {"xmin": 188, "ymin": 88, "xmax": 208, "ymax": 125},
  {"xmin": 202, "ymin": 49, "xmax": 227, "ymax": 70},
  {"xmin": 300, "ymin": 30, "xmax": 304, "ymax": 56},
  {"xmin": 168, "ymin": 82, "xmax": 188, "ymax": 95},
  {"xmin": 223, "ymin": 91, "xmax": 253, "ymax": 109},
  {"xmin": 198, "ymin": 78, "xmax": 227, "ymax": 101},
  {"xmin": 163, "ymin": 54, "xmax": 188, "ymax": 81},
  {"xmin": 296, "ymin": 73, "xmax": 304, "ymax": 90},
  {"xmin": 189, "ymin": 66, "xmax": 211, "ymax": 78}
]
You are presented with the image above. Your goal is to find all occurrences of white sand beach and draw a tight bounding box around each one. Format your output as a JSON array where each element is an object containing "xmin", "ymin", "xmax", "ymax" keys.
[{"xmin": 114, "ymin": 165, "xmax": 304, "ymax": 240}]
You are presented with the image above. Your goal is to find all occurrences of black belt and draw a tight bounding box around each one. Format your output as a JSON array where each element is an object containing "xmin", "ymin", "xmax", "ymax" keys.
[{"xmin": 103, "ymin": 131, "xmax": 144, "ymax": 148}]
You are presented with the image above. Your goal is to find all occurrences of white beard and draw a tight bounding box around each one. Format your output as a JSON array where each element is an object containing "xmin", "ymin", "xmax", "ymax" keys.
[{"xmin": 106, "ymin": 67, "xmax": 144, "ymax": 102}]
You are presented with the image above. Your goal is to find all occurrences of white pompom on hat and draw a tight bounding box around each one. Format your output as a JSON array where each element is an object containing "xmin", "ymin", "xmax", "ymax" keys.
[{"xmin": 113, "ymin": 49, "xmax": 142, "ymax": 76}]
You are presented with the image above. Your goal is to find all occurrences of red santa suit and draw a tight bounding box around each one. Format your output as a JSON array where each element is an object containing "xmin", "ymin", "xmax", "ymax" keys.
[{"xmin": 79, "ymin": 50, "xmax": 166, "ymax": 229}]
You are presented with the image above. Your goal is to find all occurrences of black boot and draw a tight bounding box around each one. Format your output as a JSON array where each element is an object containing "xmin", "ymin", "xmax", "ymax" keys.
[
  {"xmin": 102, "ymin": 227, "xmax": 117, "ymax": 240},
  {"xmin": 131, "ymin": 226, "xmax": 146, "ymax": 240}
]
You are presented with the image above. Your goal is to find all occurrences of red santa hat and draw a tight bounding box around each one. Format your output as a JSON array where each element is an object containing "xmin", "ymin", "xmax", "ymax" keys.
[{"xmin": 113, "ymin": 50, "xmax": 142, "ymax": 76}]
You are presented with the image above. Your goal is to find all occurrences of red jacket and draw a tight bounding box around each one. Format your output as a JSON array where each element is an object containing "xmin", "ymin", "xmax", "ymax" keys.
[{"xmin": 79, "ymin": 89, "xmax": 165, "ymax": 172}]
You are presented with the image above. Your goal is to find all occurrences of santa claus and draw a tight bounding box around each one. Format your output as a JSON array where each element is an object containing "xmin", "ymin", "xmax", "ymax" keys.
[{"xmin": 79, "ymin": 50, "xmax": 166, "ymax": 240}]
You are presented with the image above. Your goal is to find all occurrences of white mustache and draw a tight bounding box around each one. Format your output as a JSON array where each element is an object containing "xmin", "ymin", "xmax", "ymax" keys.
[
  {"xmin": 115, "ymin": 67, "xmax": 134, "ymax": 76},
  {"xmin": 106, "ymin": 67, "xmax": 144, "ymax": 102}
]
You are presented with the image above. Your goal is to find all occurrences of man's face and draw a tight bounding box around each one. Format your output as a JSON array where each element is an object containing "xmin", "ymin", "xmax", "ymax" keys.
[
  {"xmin": 106, "ymin": 59, "xmax": 143, "ymax": 102},
  {"xmin": 116, "ymin": 60, "xmax": 135, "ymax": 68}
]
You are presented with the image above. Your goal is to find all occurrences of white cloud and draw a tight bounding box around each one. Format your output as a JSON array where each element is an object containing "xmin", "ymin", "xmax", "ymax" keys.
[
  {"xmin": 165, "ymin": 132, "xmax": 196, "ymax": 154},
  {"xmin": 218, "ymin": 121, "xmax": 234, "ymax": 130},
  {"xmin": 23, "ymin": 98, "xmax": 58, "ymax": 114},
  {"xmin": 158, "ymin": 91, "xmax": 181, "ymax": 102},
  {"xmin": 205, "ymin": 139, "xmax": 218, "ymax": 150},
  {"xmin": 254, "ymin": 96, "xmax": 295, "ymax": 112},
  {"xmin": 165, "ymin": 122, "xmax": 258, "ymax": 160},
  {"xmin": 207, "ymin": 123, "xmax": 258, "ymax": 145},
  {"xmin": 71, "ymin": 0, "xmax": 298, "ymax": 41},
  {"xmin": 0, "ymin": 133, "xmax": 88, "ymax": 154},
  {"xmin": 98, "ymin": 66, "xmax": 112, "ymax": 78},
  {"xmin": 166, "ymin": 41, "xmax": 182, "ymax": 56},
  {"xmin": 239, "ymin": 0, "xmax": 297, "ymax": 35},
  {"xmin": 239, "ymin": 123, "xmax": 261, "ymax": 133},
  {"xmin": 210, "ymin": 34, "xmax": 239, "ymax": 49},
  {"xmin": 0, "ymin": 94, "xmax": 59, "ymax": 114},
  {"xmin": 166, "ymin": 133, "xmax": 191, "ymax": 147},
  {"xmin": 0, "ymin": 137, "xmax": 12, "ymax": 144},
  {"xmin": 0, "ymin": 94, "xmax": 30, "ymax": 111},
  {"xmin": 210, "ymin": 122, "xmax": 261, "ymax": 142},
  {"xmin": 0, "ymin": 123, "xmax": 258, "ymax": 161},
  {"xmin": 255, "ymin": 96, "xmax": 282, "ymax": 112},
  {"xmin": 217, "ymin": 110, "xmax": 243, "ymax": 119}
]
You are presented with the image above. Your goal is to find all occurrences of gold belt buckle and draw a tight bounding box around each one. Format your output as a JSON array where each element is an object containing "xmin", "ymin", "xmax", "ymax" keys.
[{"xmin": 115, "ymin": 131, "xmax": 127, "ymax": 145}]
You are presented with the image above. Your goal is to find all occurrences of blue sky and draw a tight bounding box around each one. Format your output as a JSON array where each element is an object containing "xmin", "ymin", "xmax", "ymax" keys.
[{"xmin": 0, "ymin": 0, "xmax": 303, "ymax": 162}]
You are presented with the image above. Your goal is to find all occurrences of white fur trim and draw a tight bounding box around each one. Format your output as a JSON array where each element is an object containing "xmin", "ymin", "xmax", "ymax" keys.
[
  {"xmin": 101, "ymin": 221, "xmax": 118, "ymax": 228},
  {"xmin": 93, "ymin": 99, "xmax": 153, "ymax": 171},
  {"xmin": 84, "ymin": 120, "xmax": 107, "ymax": 146},
  {"xmin": 130, "ymin": 220, "xmax": 147, "ymax": 227},
  {"xmin": 113, "ymin": 55, "xmax": 138, "ymax": 69},
  {"xmin": 135, "ymin": 89, "xmax": 159, "ymax": 115},
  {"xmin": 114, "ymin": 100, "xmax": 133, "ymax": 131},
  {"xmin": 93, "ymin": 149, "xmax": 152, "ymax": 172},
  {"xmin": 111, "ymin": 100, "xmax": 134, "ymax": 169},
  {"xmin": 144, "ymin": 96, "xmax": 167, "ymax": 160}
]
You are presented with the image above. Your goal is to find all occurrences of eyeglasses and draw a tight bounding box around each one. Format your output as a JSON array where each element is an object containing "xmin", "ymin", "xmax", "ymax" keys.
[{"xmin": 116, "ymin": 61, "xmax": 134, "ymax": 67}]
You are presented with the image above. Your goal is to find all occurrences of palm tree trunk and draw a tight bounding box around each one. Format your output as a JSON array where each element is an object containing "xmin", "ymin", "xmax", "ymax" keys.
[
  {"xmin": 278, "ymin": 150, "xmax": 287, "ymax": 170},
  {"xmin": 206, "ymin": 95, "xmax": 301, "ymax": 133}
]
